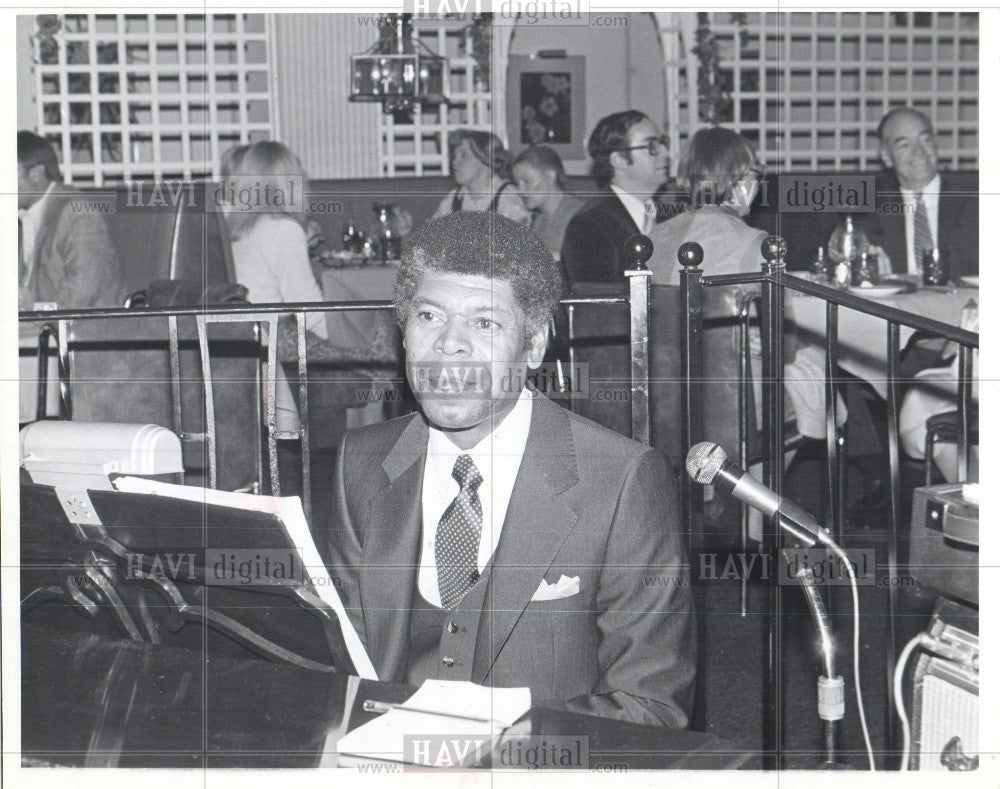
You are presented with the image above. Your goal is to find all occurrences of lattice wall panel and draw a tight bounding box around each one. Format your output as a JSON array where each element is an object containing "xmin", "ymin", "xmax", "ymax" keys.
[
  {"xmin": 675, "ymin": 11, "xmax": 978, "ymax": 172},
  {"xmin": 33, "ymin": 13, "xmax": 275, "ymax": 185},
  {"xmin": 380, "ymin": 19, "xmax": 492, "ymax": 177}
]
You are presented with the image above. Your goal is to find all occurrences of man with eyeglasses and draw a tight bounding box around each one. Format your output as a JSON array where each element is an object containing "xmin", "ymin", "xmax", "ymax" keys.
[{"xmin": 560, "ymin": 110, "xmax": 672, "ymax": 287}]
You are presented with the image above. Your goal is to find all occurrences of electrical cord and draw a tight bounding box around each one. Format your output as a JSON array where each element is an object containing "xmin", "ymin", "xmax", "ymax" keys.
[
  {"xmin": 825, "ymin": 540, "xmax": 876, "ymax": 770},
  {"xmin": 894, "ymin": 634, "xmax": 923, "ymax": 771}
]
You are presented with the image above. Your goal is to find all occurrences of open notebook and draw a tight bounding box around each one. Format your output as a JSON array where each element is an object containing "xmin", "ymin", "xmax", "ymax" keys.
[
  {"xmin": 336, "ymin": 680, "xmax": 531, "ymax": 767},
  {"xmin": 112, "ymin": 476, "xmax": 377, "ymax": 680}
]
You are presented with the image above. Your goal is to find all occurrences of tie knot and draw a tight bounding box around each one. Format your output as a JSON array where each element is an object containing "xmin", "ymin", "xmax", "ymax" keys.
[{"xmin": 452, "ymin": 454, "xmax": 482, "ymax": 492}]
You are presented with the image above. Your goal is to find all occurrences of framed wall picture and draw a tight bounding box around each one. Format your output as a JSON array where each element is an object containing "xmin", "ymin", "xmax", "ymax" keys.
[{"xmin": 506, "ymin": 55, "xmax": 586, "ymax": 161}]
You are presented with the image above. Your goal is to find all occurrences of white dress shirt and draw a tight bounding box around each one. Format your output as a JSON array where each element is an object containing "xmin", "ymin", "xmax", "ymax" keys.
[
  {"xmin": 417, "ymin": 386, "xmax": 534, "ymax": 607},
  {"xmin": 900, "ymin": 173, "xmax": 941, "ymax": 275},
  {"xmin": 610, "ymin": 184, "xmax": 655, "ymax": 234},
  {"xmin": 19, "ymin": 182, "xmax": 55, "ymax": 284}
]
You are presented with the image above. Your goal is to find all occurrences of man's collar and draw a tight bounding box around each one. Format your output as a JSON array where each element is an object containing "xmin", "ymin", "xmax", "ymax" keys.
[
  {"xmin": 427, "ymin": 386, "xmax": 534, "ymax": 463},
  {"xmin": 899, "ymin": 172, "xmax": 941, "ymax": 199},
  {"xmin": 609, "ymin": 184, "xmax": 651, "ymax": 231},
  {"xmin": 20, "ymin": 181, "xmax": 55, "ymax": 221}
]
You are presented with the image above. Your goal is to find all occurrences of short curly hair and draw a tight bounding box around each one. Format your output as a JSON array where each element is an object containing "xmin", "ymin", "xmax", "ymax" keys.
[{"xmin": 395, "ymin": 211, "xmax": 562, "ymax": 338}]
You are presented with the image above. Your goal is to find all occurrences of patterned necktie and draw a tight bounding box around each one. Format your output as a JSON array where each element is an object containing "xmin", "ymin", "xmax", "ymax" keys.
[
  {"xmin": 435, "ymin": 454, "xmax": 484, "ymax": 609},
  {"xmin": 913, "ymin": 193, "xmax": 934, "ymax": 270},
  {"xmin": 451, "ymin": 190, "xmax": 464, "ymax": 213},
  {"xmin": 642, "ymin": 200, "xmax": 656, "ymax": 235}
]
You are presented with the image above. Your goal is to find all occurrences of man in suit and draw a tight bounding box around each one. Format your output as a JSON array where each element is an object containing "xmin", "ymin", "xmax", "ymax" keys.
[
  {"xmin": 326, "ymin": 211, "xmax": 694, "ymax": 727},
  {"xmin": 560, "ymin": 110, "xmax": 670, "ymax": 286},
  {"xmin": 862, "ymin": 108, "xmax": 978, "ymax": 280},
  {"xmin": 18, "ymin": 131, "xmax": 125, "ymax": 309}
]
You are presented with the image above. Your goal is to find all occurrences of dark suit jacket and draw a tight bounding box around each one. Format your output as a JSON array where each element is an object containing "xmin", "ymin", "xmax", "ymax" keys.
[
  {"xmin": 560, "ymin": 191, "xmax": 641, "ymax": 287},
  {"xmin": 325, "ymin": 391, "xmax": 695, "ymax": 727},
  {"xmin": 23, "ymin": 185, "xmax": 126, "ymax": 309},
  {"xmin": 861, "ymin": 171, "xmax": 978, "ymax": 279}
]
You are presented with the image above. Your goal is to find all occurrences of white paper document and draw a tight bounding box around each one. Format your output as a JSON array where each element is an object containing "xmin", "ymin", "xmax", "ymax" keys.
[{"xmin": 336, "ymin": 680, "xmax": 531, "ymax": 767}]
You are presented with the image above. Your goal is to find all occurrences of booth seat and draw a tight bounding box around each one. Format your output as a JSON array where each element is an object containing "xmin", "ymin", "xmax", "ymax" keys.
[{"xmin": 92, "ymin": 169, "xmax": 979, "ymax": 292}]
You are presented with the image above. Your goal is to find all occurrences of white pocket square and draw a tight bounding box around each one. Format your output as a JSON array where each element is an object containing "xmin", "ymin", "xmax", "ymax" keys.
[{"xmin": 531, "ymin": 574, "xmax": 580, "ymax": 601}]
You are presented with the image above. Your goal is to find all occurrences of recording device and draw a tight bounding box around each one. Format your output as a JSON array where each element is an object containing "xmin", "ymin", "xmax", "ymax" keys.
[
  {"xmin": 899, "ymin": 599, "xmax": 979, "ymax": 771},
  {"xmin": 685, "ymin": 441, "xmax": 833, "ymax": 548},
  {"xmin": 909, "ymin": 484, "xmax": 978, "ymax": 605}
]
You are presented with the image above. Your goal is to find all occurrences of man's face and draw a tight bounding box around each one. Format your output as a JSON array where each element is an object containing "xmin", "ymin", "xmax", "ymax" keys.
[
  {"xmin": 612, "ymin": 117, "xmax": 669, "ymax": 195},
  {"xmin": 880, "ymin": 112, "xmax": 939, "ymax": 191},
  {"xmin": 403, "ymin": 270, "xmax": 547, "ymax": 448},
  {"xmin": 450, "ymin": 140, "xmax": 485, "ymax": 189},
  {"xmin": 17, "ymin": 163, "xmax": 43, "ymax": 210}
]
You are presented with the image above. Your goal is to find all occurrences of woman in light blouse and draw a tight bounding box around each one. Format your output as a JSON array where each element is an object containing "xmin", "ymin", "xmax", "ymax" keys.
[{"xmin": 432, "ymin": 130, "xmax": 530, "ymax": 226}]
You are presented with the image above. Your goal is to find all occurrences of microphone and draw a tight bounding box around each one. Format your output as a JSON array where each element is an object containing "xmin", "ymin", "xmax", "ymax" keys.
[{"xmin": 685, "ymin": 441, "xmax": 832, "ymax": 548}]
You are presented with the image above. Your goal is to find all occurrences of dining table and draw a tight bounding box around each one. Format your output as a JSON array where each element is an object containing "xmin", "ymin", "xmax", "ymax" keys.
[{"xmin": 783, "ymin": 279, "xmax": 978, "ymax": 398}]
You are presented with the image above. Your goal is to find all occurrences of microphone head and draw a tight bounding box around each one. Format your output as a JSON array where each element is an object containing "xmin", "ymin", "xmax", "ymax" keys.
[{"xmin": 686, "ymin": 442, "xmax": 728, "ymax": 485}]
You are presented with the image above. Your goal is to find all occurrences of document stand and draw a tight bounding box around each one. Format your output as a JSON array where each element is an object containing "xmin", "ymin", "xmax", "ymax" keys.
[{"xmin": 21, "ymin": 482, "xmax": 356, "ymax": 674}]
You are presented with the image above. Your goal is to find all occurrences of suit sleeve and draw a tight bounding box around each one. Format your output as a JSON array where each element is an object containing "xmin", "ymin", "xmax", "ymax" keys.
[
  {"xmin": 948, "ymin": 194, "xmax": 979, "ymax": 278},
  {"xmin": 54, "ymin": 207, "xmax": 122, "ymax": 308},
  {"xmin": 325, "ymin": 435, "xmax": 369, "ymax": 652},
  {"xmin": 561, "ymin": 448, "xmax": 696, "ymax": 727},
  {"xmin": 560, "ymin": 210, "xmax": 621, "ymax": 285}
]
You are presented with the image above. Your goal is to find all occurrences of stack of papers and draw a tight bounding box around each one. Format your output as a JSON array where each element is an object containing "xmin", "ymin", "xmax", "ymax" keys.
[{"xmin": 336, "ymin": 680, "xmax": 531, "ymax": 767}]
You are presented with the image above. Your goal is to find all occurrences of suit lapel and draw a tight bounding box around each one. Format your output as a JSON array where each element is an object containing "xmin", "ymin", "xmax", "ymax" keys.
[
  {"xmin": 606, "ymin": 192, "xmax": 641, "ymax": 236},
  {"xmin": 473, "ymin": 395, "xmax": 580, "ymax": 683},
  {"xmin": 359, "ymin": 415, "xmax": 427, "ymax": 682},
  {"xmin": 31, "ymin": 187, "xmax": 71, "ymax": 275}
]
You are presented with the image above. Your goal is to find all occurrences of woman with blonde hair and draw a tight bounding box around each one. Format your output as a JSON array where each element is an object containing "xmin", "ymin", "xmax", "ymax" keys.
[
  {"xmin": 224, "ymin": 140, "xmax": 328, "ymax": 341},
  {"xmin": 220, "ymin": 141, "xmax": 331, "ymax": 434}
]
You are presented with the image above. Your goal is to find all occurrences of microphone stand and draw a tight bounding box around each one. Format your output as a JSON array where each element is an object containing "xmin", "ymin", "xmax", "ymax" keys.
[{"xmin": 786, "ymin": 555, "xmax": 849, "ymax": 769}]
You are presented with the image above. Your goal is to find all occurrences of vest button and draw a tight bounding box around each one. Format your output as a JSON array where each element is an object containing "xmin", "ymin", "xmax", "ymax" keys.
[
  {"xmin": 442, "ymin": 656, "xmax": 455, "ymax": 668},
  {"xmin": 447, "ymin": 621, "xmax": 459, "ymax": 634}
]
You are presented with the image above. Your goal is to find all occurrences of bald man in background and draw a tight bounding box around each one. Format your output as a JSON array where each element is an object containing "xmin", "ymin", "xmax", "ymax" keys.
[{"xmin": 861, "ymin": 107, "xmax": 978, "ymax": 281}]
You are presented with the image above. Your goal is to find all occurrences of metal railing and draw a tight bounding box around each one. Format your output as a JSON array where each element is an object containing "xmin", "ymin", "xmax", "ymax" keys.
[
  {"xmin": 21, "ymin": 235, "xmax": 978, "ymax": 767},
  {"xmin": 19, "ymin": 247, "xmax": 656, "ymax": 523},
  {"xmin": 680, "ymin": 237, "xmax": 979, "ymax": 769}
]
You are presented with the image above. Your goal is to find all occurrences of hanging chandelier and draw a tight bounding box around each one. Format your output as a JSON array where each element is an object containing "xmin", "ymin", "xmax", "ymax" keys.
[{"xmin": 349, "ymin": 14, "xmax": 447, "ymax": 113}]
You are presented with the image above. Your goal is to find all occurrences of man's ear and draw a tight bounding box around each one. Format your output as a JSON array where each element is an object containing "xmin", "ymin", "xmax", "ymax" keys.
[
  {"xmin": 27, "ymin": 163, "xmax": 48, "ymax": 185},
  {"xmin": 609, "ymin": 150, "xmax": 627, "ymax": 172},
  {"xmin": 879, "ymin": 144, "xmax": 892, "ymax": 170},
  {"xmin": 525, "ymin": 323, "xmax": 549, "ymax": 371}
]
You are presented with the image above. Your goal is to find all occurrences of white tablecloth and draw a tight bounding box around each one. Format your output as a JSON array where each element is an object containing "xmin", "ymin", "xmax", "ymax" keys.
[{"xmin": 784, "ymin": 284, "xmax": 977, "ymax": 398}]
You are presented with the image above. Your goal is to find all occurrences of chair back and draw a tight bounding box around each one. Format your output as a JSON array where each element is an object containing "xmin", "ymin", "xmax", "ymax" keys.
[{"xmin": 565, "ymin": 283, "xmax": 761, "ymax": 468}]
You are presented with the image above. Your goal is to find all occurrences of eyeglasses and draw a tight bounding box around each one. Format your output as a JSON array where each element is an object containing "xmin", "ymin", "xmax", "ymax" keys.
[{"xmin": 617, "ymin": 135, "xmax": 670, "ymax": 156}]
